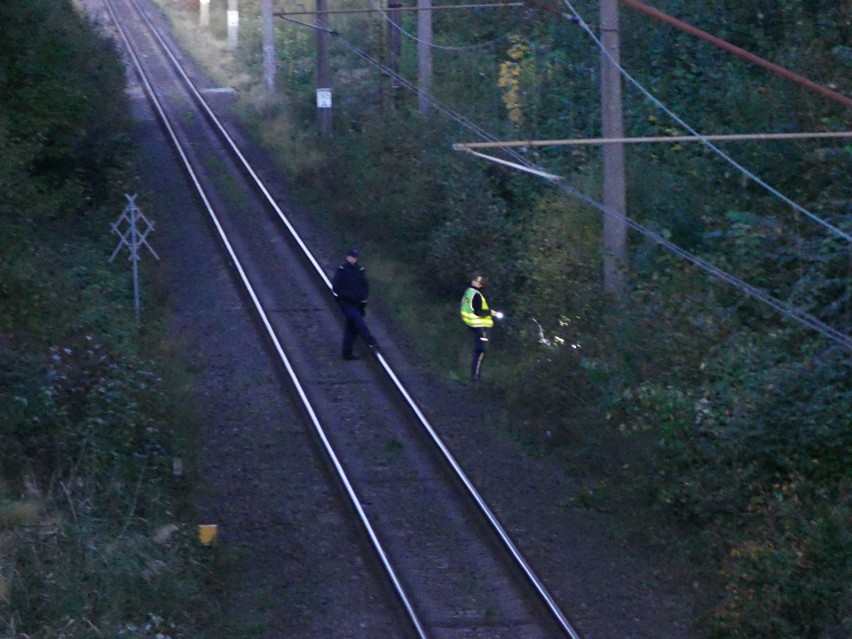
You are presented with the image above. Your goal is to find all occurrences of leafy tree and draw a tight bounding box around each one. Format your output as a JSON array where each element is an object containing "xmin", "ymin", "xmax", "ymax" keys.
[{"xmin": 0, "ymin": 0, "xmax": 131, "ymax": 220}]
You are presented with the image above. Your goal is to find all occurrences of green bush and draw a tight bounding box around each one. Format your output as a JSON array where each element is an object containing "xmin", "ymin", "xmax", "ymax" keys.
[
  {"xmin": 0, "ymin": 0, "xmax": 131, "ymax": 218},
  {"xmin": 0, "ymin": 2, "xmax": 226, "ymax": 636}
]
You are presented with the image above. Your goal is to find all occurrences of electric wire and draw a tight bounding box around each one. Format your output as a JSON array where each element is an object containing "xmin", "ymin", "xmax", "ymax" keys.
[
  {"xmin": 336, "ymin": 0, "xmax": 849, "ymax": 244},
  {"xmin": 278, "ymin": 14, "xmax": 331, "ymax": 32},
  {"xmin": 276, "ymin": 3, "xmax": 525, "ymax": 16},
  {"xmin": 455, "ymin": 130, "xmax": 852, "ymax": 148},
  {"xmin": 463, "ymin": 143, "xmax": 851, "ymax": 348},
  {"xmin": 368, "ymin": 0, "xmax": 524, "ymax": 51},
  {"xmin": 618, "ymin": 0, "xmax": 852, "ymax": 109},
  {"xmin": 327, "ymin": 30, "xmax": 851, "ymax": 350},
  {"xmin": 561, "ymin": 0, "xmax": 851, "ymax": 243},
  {"xmin": 334, "ymin": 36, "xmax": 501, "ymax": 140}
]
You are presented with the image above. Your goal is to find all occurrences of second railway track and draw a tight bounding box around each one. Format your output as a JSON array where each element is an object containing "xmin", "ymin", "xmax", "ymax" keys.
[{"xmin": 101, "ymin": 0, "xmax": 583, "ymax": 636}]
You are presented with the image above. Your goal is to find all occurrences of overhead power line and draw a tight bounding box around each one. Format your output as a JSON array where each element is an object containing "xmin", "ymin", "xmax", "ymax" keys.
[
  {"xmin": 456, "ymin": 144, "xmax": 852, "ymax": 350},
  {"xmin": 367, "ymin": 0, "xmax": 521, "ymax": 52},
  {"xmin": 278, "ymin": 15, "xmax": 851, "ymax": 350},
  {"xmin": 274, "ymin": 3, "xmax": 523, "ymax": 16},
  {"xmin": 561, "ymin": 0, "xmax": 851, "ymax": 243},
  {"xmin": 453, "ymin": 130, "xmax": 852, "ymax": 149},
  {"xmin": 463, "ymin": 149, "xmax": 565, "ymax": 181},
  {"xmin": 330, "ymin": 31, "xmax": 851, "ymax": 350},
  {"xmin": 619, "ymin": 0, "xmax": 852, "ymax": 109}
]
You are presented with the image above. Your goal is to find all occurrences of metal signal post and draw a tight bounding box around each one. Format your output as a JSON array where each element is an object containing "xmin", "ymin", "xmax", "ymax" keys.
[{"xmin": 110, "ymin": 194, "xmax": 159, "ymax": 325}]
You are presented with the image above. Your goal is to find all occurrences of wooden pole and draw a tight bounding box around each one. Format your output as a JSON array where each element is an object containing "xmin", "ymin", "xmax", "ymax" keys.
[
  {"xmin": 417, "ymin": 0, "xmax": 433, "ymax": 113},
  {"xmin": 227, "ymin": 0, "xmax": 239, "ymax": 49},
  {"xmin": 262, "ymin": 0, "xmax": 276, "ymax": 92},
  {"xmin": 601, "ymin": 0, "xmax": 627, "ymax": 298},
  {"xmin": 388, "ymin": 0, "xmax": 402, "ymax": 105},
  {"xmin": 317, "ymin": 0, "xmax": 332, "ymax": 135}
]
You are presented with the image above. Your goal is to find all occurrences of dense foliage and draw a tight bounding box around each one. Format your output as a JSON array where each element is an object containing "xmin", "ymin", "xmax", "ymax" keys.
[
  {"xmin": 0, "ymin": 2, "xmax": 223, "ymax": 636},
  {"xmin": 163, "ymin": 0, "xmax": 850, "ymax": 636},
  {"xmin": 9, "ymin": 0, "xmax": 844, "ymax": 636}
]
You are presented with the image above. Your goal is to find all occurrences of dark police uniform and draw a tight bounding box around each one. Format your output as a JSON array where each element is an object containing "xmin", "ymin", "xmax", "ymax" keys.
[{"xmin": 332, "ymin": 250, "xmax": 377, "ymax": 360}]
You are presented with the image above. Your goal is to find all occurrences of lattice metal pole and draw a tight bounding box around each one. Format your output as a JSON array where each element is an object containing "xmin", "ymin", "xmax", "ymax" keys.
[{"xmin": 110, "ymin": 194, "xmax": 159, "ymax": 325}]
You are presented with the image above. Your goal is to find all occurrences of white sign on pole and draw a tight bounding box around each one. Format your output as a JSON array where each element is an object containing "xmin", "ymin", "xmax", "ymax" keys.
[{"xmin": 316, "ymin": 88, "xmax": 332, "ymax": 109}]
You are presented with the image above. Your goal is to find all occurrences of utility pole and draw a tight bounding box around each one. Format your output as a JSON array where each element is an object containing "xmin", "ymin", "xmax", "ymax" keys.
[
  {"xmin": 262, "ymin": 0, "xmax": 276, "ymax": 92},
  {"xmin": 199, "ymin": 0, "xmax": 210, "ymax": 27},
  {"xmin": 417, "ymin": 0, "xmax": 432, "ymax": 113},
  {"xmin": 316, "ymin": 0, "xmax": 332, "ymax": 135},
  {"xmin": 227, "ymin": 0, "xmax": 239, "ymax": 49},
  {"xmin": 600, "ymin": 0, "xmax": 627, "ymax": 298},
  {"xmin": 387, "ymin": 0, "xmax": 402, "ymax": 105}
]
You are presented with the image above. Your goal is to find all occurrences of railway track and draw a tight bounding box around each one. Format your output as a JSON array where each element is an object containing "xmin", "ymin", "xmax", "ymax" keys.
[{"xmin": 101, "ymin": 0, "xmax": 582, "ymax": 636}]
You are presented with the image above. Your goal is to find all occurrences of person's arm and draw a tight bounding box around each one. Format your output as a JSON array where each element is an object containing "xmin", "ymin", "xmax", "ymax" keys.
[
  {"xmin": 360, "ymin": 269, "xmax": 369, "ymax": 303},
  {"xmin": 332, "ymin": 266, "xmax": 343, "ymax": 298},
  {"xmin": 471, "ymin": 291, "xmax": 490, "ymax": 318},
  {"xmin": 333, "ymin": 266, "xmax": 355, "ymax": 302}
]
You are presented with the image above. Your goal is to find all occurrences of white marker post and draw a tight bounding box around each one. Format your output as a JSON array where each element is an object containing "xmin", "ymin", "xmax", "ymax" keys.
[
  {"xmin": 199, "ymin": 0, "xmax": 210, "ymax": 27},
  {"xmin": 227, "ymin": 0, "xmax": 239, "ymax": 49}
]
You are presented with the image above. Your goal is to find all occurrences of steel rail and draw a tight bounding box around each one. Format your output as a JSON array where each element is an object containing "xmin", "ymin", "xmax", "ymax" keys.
[
  {"xmin": 104, "ymin": 1, "xmax": 428, "ymax": 636},
  {"xmin": 118, "ymin": 1, "xmax": 581, "ymax": 636},
  {"xmin": 374, "ymin": 356, "xmax": 582, "ymax": 638},
  {"xmin": 128, "ymin": 0, "xmax": 333, "ymax": 290}
]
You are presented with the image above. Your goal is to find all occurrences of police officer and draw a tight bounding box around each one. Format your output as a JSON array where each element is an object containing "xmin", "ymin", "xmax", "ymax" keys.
[
  {"xmin": 460, "ymin": 274, "xmax": 498, "ymax": 381},
  {"xmin": 332, "ymin": 249, "xmax": 378, "ymax": 360}
]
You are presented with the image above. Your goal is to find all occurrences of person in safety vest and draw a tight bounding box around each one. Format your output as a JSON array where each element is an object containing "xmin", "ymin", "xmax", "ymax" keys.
[
  {"xmin": 460, "ymin": 274, "xmax": 499, "ymax": 381},
  {"xmin": 332, "ymin": 249, "xmax": 378, "ymax": 360}
]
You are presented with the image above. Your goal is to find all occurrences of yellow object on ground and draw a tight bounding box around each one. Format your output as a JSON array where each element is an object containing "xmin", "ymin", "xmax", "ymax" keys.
[{"xmin": 198, "ymin": 524, "xmax": 218, "ymax": 545}]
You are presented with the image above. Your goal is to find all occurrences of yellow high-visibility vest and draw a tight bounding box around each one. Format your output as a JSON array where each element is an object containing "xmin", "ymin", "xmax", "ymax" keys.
[{"xmin": 460, "ymin": 287, "xmax": 493, "ymax": 328}]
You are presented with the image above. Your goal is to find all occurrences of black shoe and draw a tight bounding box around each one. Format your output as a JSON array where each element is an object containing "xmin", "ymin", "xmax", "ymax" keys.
[{"xmin": 342, "ymin": 353, "xmax": 360, "ymax": 361}]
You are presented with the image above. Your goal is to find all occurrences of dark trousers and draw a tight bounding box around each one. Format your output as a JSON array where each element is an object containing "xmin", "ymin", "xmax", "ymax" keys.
[
  {"xmin": 470, "ymin": 326, "xmax": 488, "ymax": 380},
  {"xmin": 340, "ymin": 302, "xmax": 375, "ymax": 357}
]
